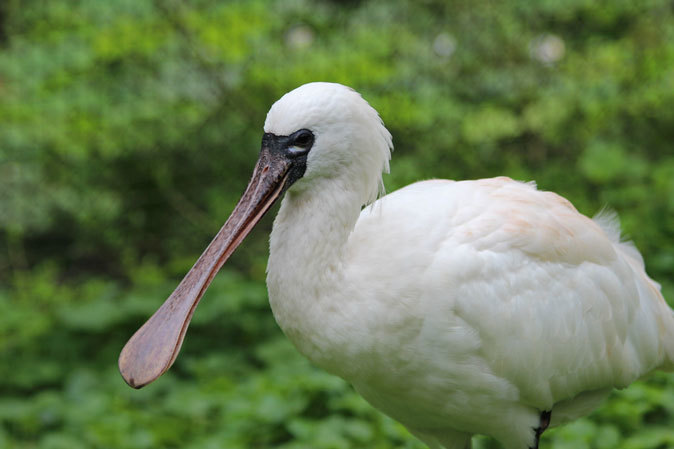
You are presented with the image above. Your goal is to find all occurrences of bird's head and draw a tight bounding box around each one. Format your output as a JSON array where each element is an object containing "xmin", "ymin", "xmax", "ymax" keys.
[
  {"xmin": 263, "ymin": 82, "xmax": 392, "ymax": 204},
  {"xmin": 118, "ymin": 82, "xmax": 392, "ymax": 388}
]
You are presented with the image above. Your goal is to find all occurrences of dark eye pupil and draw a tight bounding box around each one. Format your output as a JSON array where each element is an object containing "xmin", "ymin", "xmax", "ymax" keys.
[{"xmin": 294, "ymin": 132, "xmax": 312, "ymax": 148}]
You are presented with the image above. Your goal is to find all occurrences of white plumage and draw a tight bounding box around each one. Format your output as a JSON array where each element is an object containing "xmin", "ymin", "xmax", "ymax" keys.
[
  {"xmin": 119, "ymin": 82, "xmax": 674, "ymax": 449},
  {"xmin": 264, "ymin": 83, "xmax": 674, "ymax": 449}
]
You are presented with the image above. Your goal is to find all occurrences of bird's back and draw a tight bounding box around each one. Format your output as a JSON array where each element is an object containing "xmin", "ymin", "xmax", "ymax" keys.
[{"xmin": 344, "ymin": 177, "xmax": 674, "ymax": 431}]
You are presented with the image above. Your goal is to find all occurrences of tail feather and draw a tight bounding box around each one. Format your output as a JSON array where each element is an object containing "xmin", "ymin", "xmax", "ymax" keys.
[{"xmin": 593, "ymin": 208, "xmax": 674, "ymax": 370}]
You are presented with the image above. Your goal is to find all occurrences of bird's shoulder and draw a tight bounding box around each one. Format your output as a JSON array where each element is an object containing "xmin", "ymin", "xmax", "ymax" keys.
[{"xmin": 353, "ymin": 176, "xmax": 621, "ymax": 267}]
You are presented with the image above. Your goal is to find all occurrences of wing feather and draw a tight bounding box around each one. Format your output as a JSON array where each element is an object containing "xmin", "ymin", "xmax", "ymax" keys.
[{"xmin": 350, "ymin": 177, "xmax": 674, "ymax": 411}]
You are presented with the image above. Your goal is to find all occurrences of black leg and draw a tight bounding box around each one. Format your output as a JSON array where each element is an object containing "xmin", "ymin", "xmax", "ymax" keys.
[{"xmin": 529, "ymin": 410, "xmax": 551, "ymax": 449}]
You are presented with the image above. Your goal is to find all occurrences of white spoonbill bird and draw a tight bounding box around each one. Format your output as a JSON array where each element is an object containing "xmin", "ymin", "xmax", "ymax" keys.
[{"xmin": 120, "ymin": 82, "xmax": 674, "ymax": 449}]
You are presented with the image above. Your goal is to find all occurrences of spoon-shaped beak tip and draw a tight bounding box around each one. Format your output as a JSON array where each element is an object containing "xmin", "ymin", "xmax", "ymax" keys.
[{"xmin": 118, "ymin": 149, "xmax": 292, "ymax": 388}]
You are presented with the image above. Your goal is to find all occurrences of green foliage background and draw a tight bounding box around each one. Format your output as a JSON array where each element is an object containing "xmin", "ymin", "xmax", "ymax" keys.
[{"xmin": 1, "ymin": 0, "xmax": 674, "ymax": 447}]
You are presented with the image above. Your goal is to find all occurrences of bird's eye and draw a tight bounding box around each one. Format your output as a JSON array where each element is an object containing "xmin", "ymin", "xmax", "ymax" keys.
[{"xmin": 292, "ymin": 130, "xmax": 313, "ymax": 149}]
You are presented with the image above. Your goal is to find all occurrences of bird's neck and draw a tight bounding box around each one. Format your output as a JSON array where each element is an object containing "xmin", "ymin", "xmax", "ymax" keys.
[
  {"xmin": 266, "ymin": 176, "xmax": 365, "ymax": 370},
  {"xmin": 268, "ymin": 176, "xmax": 363, "ymax": 285}
]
